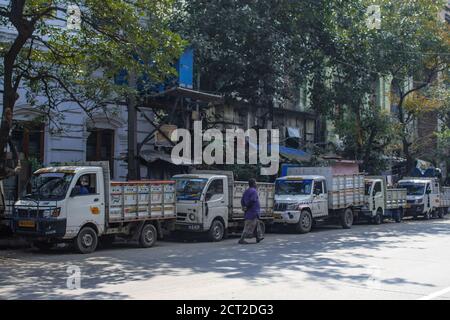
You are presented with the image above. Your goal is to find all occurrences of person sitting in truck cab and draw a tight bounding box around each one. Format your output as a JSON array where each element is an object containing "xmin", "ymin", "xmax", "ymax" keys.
[{"xmin": 73, "ymin": 175, "xmax": 91, "ymax": 195}]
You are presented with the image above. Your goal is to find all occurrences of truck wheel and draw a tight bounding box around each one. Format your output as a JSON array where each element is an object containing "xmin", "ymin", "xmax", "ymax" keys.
[
  {"xmin": 208, "ymin": 220, "xmax": 225, "ymax": 242},
  {"xmin": 438, "ymin": 208, "xmax": 445, "ymax": 219},
  {"xmin": 372, "ymin": 209, "xmax": 383, "ymax": 225},
  {"xmin": 33, "ymin": 241, "xmax": 54, "ymax": 251},
  {"xmin": 340, "ymin": 208, "xmax": 354, "ymax": 229},
  {"xmin": 139, "ymin": 224, "xmax": 157, "ymax": 248},
  {"xmin": 294, "ymin": 210, "xmax": 313, "ymax": 234},
  {"xmin": 74, "ymin": 227, "xmax": 98, "ymax": 254}
]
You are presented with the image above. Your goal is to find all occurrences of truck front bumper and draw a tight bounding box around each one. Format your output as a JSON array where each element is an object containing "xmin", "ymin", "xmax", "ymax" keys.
[
  {"xmin": 404, "ymin": 204, "xmax": 425, "ymax": 217},
  {"xmin": 11, "ymin": 217, "xmax": 67, "ymax": 239},
  {"xmin": 273, "ymin": 211, "xmax": 301, "ymax": 224},
  {"xmin": 175, "ymin": 223, "xmax": 204, "ymax": 232}
]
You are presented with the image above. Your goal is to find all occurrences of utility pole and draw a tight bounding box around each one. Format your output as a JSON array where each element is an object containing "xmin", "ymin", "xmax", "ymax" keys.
[{"xmin": 127, "ymin": 72, "xmax": 139, "ymax": 180}]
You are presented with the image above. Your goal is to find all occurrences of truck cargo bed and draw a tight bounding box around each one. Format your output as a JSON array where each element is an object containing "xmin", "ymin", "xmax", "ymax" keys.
[
  {"xmin": 386, "ymin": 188, "xmax": 407, "ymax": 210},
  {"xmin": 109, "ymin": 181, "xmax": 176, "ymax": 222},
  {"xmin": 232, "ymin": 182, "xmax": 274, "ymax": 219}
]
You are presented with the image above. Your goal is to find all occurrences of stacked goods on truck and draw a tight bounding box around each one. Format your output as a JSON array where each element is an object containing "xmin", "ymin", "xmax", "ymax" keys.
[
  {"xmin": 398, "ymin": 177, "xmax": 449, "ymax": 220},
  {"xmin": 12, "ymin": 162, "xmax": 176, "ymax": 253},
  {"xmin": 273, "ymin": 161, "xmax": 365, "ymax": 233},
  {"xmin": 174, "ymin": 170, "xmax": 274, "ymax": 241}
]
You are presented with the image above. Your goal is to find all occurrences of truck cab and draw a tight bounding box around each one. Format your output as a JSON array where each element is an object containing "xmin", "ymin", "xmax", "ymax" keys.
[
  {"xmin": 361, "ymin": 177, "xmax": 406, "ymax": 224},
  {"xmin": 12, "ymin": 166, "xmax": 106, "ymax": 247},
  {"xmin": 174, "ymin": 173, "xmax": 229, "ymax": 241},
  {"xmin": 398, "ymin": 178, "xmax": 440, "ymax": 219},
  {"xmin": 273, "ymin": 176, "xmax": 329, "ymax": 233}
]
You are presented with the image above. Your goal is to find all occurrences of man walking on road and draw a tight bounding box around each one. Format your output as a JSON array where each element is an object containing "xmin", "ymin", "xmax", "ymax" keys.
[{"xmin": 239, "ymin": 178, "xmax": 263, "ymax": 244}]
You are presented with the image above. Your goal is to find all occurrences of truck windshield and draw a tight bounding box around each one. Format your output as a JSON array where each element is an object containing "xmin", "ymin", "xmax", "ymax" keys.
[
  {"xmin": 175, "ymin": 178, "xmax": 208, "ymax": 201},
  {"xmin": 398, "ymin": 183, "xmax": 425, "ymax": 196},
  {"xmin": 275, "ymin": 179, "xmax": 313, "ymax": 195},
  {"xmin": 23, "ymin": 172, "xmax": 74, "ymax": 201}
]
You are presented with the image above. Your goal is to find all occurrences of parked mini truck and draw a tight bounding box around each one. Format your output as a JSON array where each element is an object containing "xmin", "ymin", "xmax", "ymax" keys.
[
  {"xmin": 12, "ymin": 162, "xmax": 176, "ymax": 253},
  {"xmin": 173, "ymin": 170, "xmax": 274, "ymax": 241},
  {"xmin": 358, "ymin": 177, "xmax": 407, "ymax": 224},
  {"xmin": 398, "ymin": 177, "xmax": 450, "ymax": 219},
  {"xmin": 273, "ymin": 163, "xmax": 365, "ymax": 233}
]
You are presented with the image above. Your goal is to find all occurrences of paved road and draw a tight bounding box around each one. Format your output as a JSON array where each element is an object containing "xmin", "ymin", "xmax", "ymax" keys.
[{"xmin": 1, "ymin": 218, "xmax": 450, "ymax": 300}]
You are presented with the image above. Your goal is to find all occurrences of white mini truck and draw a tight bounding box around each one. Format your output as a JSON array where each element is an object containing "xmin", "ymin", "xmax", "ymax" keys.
[
  {"xmin": 273, "ymin": 165, "xmax": 365, "ymax": 233},
  {"xmin": 359, "ymin": 177, "xmax": 407, "ymax": 224},
  {"xmin": 173, "ymin": 170, "xmax": 274, "ymax": 241},
  {"xmin": 12, "ymin": 162, "xmax": 176, "ymax": 253},
  {"xmin": 397, "ymin": 177, "xmax": 450, "ymax": 220}
]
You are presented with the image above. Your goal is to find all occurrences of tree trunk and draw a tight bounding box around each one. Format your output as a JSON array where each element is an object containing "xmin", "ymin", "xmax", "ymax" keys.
[{"xmin": 127, "ymin": 72, "xmax": 139, "ymax": 181}]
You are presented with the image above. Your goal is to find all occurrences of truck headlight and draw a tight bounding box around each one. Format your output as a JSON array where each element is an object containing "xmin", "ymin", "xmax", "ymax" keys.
[
  {"xmin": 286, "ymin": 203, "xmax": 299, "ymax": 210},
  {"xmin": 416, "ymin": 199, "xmax": 423, "ymax": 204},
  {"xmin": 189, "ymin": 213, "xmax": 196, "ymax": 221},
  {"xmin": 43, "ymin": 208, "xmax": 61, "ymax": 218}
]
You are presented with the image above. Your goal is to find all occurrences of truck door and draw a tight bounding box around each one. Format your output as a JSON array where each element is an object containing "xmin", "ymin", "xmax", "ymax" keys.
[
  {"xmin": 373, "ymin": 181, "xmax": 384, "ymax": 214},
  {"xmin": 312, "ymin": 180, "xmax": 327, "ymax": 217},
  {"xmin": 66, "ymin": 172, "xmax": 105, "ymax": 237},
  {"xmin": 203, "ymin": 178, "xmax": 227, "ymax": 230}
]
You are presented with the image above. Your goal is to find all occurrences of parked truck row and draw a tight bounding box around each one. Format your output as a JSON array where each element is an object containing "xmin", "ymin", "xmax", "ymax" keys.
[{"xmin": 4, "ymin": 161, "xmax": 449, "ymax": 253}]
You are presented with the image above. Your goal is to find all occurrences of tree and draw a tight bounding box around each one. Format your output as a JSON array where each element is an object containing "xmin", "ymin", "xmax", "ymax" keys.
[
  {"xmin": 371, "ymin": 0, "xmax": 450, "ymax": 172},
  {"xmin": 173, "ymin": 0, "xmax": 333, "ymax": 128},
  {"xmin": 0, "ymin": 0, "xmax": 185, "ymax": 179},
  {"xmin": 325, "ymin": 0, "xmax": 449, "ymax": 173}
]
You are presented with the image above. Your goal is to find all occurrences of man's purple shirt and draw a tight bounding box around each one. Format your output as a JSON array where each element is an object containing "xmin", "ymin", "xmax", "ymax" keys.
[{"xmin": 241, "ymin": 187, "xmax": 260, "ymax": 220}]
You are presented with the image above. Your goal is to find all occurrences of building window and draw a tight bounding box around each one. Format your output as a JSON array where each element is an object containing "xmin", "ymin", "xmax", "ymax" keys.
[{"xmin": 86, "ymin": 129, "xmax": 114, "ymax": 177}]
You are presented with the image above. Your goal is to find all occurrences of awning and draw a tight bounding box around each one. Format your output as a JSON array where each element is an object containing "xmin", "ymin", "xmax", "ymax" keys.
[
  {"xmin": 249, "ymin": 142, "xmax": 311, "ymax": 163},
  {"xmin": 140, "ymin": 150, "xmax": 192, "ymax": 165},
  {"xmin": 148, "ymin": 86, "xmax": 224, "ymax": 104}
]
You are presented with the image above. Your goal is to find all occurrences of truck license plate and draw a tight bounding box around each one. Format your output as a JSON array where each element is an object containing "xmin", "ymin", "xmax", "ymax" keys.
[{"xmin": 18, "ymin": 220, "xmax": 35, "ymax": 228}]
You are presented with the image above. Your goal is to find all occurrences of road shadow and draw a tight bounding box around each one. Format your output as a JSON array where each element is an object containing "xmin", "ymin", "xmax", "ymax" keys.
[{"xmin": 1, "ymin": 218, "xmax": 448, "ymax": 299}]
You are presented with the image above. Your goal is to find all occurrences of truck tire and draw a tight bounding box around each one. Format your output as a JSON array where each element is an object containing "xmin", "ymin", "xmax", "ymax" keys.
[
  {"xmin": 340, "ymin": 208, "xmax": 354, "ymax": 229},
  {"xmin": 294, "ymin": 210, "xmax": 313, "ymax": 234},
  {"xmin": 33, "ymin": 241, "xmax": 54, "ymax": 251},
  {"xmin": 372, "ymin": 209, "xmax": 383, "ymax": 225},
  {"xmin": 438, "ymin": 208, "xmax": 445, "ymax": 219},
  {"xmin": 74, "ymin": 226, "xmax": 98, "ymax": 254},
  {"xmin": 208, "ymin": 220, "xmax": 225, "ymax": 242},
  {"xmin": 139, "ymin": 224, "xmax": 157, "ymax": 248}
]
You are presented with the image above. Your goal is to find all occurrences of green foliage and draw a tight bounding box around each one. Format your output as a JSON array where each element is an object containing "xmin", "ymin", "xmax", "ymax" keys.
[{"xmin": 1, "ymin": 0, "xmax": 186, "ymax": 127}]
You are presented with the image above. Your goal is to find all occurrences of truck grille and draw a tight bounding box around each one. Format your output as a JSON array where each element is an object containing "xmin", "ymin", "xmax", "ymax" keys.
[
  {"xmin": 176, "ymin": 212, "xmax": 187, "ymax": 221},
  {"xmin": 274, "ymin": 203, "xmax": 288, "ymax": 212},
  {"xmin": 16, "ymin": 209, "xmax": 44, "ymax": 218}
]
